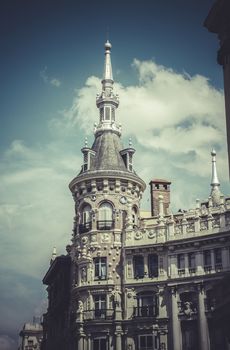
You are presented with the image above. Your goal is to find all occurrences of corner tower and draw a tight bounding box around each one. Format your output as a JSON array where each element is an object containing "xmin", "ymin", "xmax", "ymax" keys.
[{"xmin": 68, "ymin": 41, "xmax": 146, "ymax": 349}]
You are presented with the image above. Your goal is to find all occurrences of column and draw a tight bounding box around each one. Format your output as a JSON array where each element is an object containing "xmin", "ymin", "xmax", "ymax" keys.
[
  {"xmin": 171, "ymin": 287, "xmax": 181, "ymax": 350},
  {"xmin": 196, "ymin": 251, "xmax": 204, "ymax": 275},
  {"xmin": 115, "ymin": 326, "xmax": 122, "ymax": 350},
  {"xmin": 169, "ymin": 254, "xmax": 177, "ymax": 278},
  {"xmin": 184, "ymin": 253, "xmax": 189, "ymax": 275},
  {"xmin": 222, "ymin": 247, "xmax": 230, "ymax": 271},
  {"xmin": 197, "ymin": 284, "xmax": 210, "ymax": 350},
  {"xmin": 87, "ymin": 334, "xmax": 91, "ymax": 350},
  {"xmin": 144, "ymin": 254, "xmax": 148, "ymax": 277},
  {"xmin": 210, "ymin": 250, "xmax": 215, "ymax": 272}
]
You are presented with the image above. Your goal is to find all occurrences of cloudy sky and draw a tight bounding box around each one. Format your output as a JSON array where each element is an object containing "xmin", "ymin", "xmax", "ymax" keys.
[{"xmin": 0, "ymin": 0, "xmax": 230, "ymax": 348}]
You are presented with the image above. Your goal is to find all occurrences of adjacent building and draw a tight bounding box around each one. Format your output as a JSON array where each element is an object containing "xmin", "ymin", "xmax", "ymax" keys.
[
  {"xmin": 41, "ymin": 41, "xmax": 230, "ymax": 350},
  {"xmin": 19, "ymin": 320, "xmax": 43, "ymax": 350}
]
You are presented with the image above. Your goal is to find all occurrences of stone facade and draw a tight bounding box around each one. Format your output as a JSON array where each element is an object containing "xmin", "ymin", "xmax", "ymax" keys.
[{"xmin": 41, "ymin": 41, "xmax": 230, "ymax": 350}]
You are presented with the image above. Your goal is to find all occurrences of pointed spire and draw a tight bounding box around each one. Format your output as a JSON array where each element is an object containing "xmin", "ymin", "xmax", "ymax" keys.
[
  {"xmin": 211, "ymin": 149, "xmax": 220, "ymax": 188},
  {"xmin": 103, "ymin": 40, "xmax": 113, "ymax": 82},
  {"xmin": 95, "ymin": 41, "xmax": 120, "ymax": 136}
]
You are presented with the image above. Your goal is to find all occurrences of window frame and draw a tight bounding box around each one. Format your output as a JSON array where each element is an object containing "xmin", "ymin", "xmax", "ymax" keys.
[{"xmin": 94, "ymin": 257, "xmax": 107, "ymax": 280}]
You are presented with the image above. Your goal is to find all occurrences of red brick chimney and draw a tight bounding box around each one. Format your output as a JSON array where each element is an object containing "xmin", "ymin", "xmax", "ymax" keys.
[{"xmin": 149, "ymin": 179, "xmax": 171, "ymax": 217}]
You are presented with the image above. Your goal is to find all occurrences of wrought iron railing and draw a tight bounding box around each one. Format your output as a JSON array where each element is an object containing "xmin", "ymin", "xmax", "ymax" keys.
[
  {"xmin": 79, "ymin": 222, "xmax": 92, "ymax": 234},
  {"xmin": 97, "ymin": 220, "xmax": 114, "ymax": 230},
  {"xmin": 83, "ymin": 309, "xmax": 114, "ymax": 320},
  {"xmin": 133, "ymin": 305, "xmax": 158, "ymax": 317}
]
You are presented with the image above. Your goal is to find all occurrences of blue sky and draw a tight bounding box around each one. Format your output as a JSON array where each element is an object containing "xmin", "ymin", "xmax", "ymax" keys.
[{"xmin": 0, "ymin": 0, "xmax": 229, "ymax": 348}]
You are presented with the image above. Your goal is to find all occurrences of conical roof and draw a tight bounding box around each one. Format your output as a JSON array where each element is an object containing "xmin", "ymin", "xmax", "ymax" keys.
[{"xmin": 90, "ymin": 131, "xmax": 127, "ymax": 172}]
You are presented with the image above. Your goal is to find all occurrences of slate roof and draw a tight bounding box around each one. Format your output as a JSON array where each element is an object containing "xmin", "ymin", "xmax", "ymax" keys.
[{"xmin": 90, "ymin": 130, "xmax": 127, "ymax": 172}]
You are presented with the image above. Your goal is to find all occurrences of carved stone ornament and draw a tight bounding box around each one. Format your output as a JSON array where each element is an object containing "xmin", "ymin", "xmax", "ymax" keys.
[
  {"xmin": 148, "ymin": 229, "xmax": 156, "ymax": 239},
  {"xmin": 134, "ymin": 230, "xmax": 143, "ymax": 240},
  {"xmin": 126, "ymin": 288, "xmax": 136, "ymax": 298},
  {"xmin": 91, "ymin": 195, "xmax": 97, "ymax": 201},
  {"xmin": 81, "ymin": 236, "xmax": 88, "ymax": 245},
  {"xmin": 101, "ymin": 233, "xmax": 110, "ymax": 243}
]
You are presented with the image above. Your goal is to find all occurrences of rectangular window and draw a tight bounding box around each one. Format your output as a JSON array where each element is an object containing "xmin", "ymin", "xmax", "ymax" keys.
[
  {"xmin": 188, "ymin": 252, "xmax": 196, "ymax": 268},
  {"xmin": 148, "ymin": 254, "xmax": 158, "ymax": 277},
  {"xmin": 93, "ymin": 337, "xmax": 107, "ymax": 350},
  {"xmin": 214, "ymin": 248, "xmax": 222, "ymax": 264},
  {"xmin": 204, "ymin": 250, "xmax": 211, "ymax": 266},
  {"xmin": 133, "ymin": 255, "xmax": 144, "ymax": 278},
  {"xmin": 94, "ymin": 295, "xmax": 106, "ymax": 319},
  {"xmin": 94, "ymin": 257, "xmax": 107, "ymax": 280},
  {"xmin": 178, "ymin": 254, "xmax": 185, "ymax": 269},
  {"xmin": 139, "ymin": 335, "xmax": 154, "ymax": 350}
]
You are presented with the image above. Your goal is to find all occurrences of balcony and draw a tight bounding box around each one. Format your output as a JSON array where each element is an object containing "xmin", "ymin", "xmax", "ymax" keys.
[
  {"xmin": 133, "ymin": 305, "xmax": 158, "ymax": 318},
  {"xmin": 83, "ymin": 309, "xmax": 114, "ymax": 320},
  {"xmin": 204, "ymin": 265, "xmax": 212, "ymax": 273},
  {"xmin": 79, "ymin": 222, "xmax": 92, "ymax": 234},
  {"xmin": 188, "ymin": 267, "xmax": 196, "ymax": 274},
  {"xmin": 215, "ymin": 263, "xmax": 223, "ymax": 272},
  {"xmin": 178, "ymin": 268, "xmax": 185, "ymax": 276},
  {"xmin": 97, "ymin": 220, "xmax": 114, "ymax": 230}
]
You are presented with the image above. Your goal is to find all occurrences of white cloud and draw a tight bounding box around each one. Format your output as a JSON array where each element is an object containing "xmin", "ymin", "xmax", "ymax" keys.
[
  {"xmin": 56, "ymin": 58, "xmax": 228, "ymax": 183},
  {"xmin": 40, "ymin": 66, "xmax": 61, "ymax": 88}
]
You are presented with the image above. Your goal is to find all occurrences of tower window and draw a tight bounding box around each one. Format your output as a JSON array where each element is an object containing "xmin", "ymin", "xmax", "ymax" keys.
[
  {"xmin": 133, "ymin": 255, "xmax": 144, "ymax": 278},
  {"xmin": 97, "ymin": 202, "xmax": 114, "ymax": 230},
  {"xmin": 100, "ymin": 108, "xmax": 104, "ymax": 121},
  {"xmin": 111, "ymin": 107, "xmax": 115, "ymax": 121},
  {"xmin": 105, "ymin": 107, "xmax": 110, "ymax": 120},
  {"xmin": 94, "ymin": 257, "xmax": 107, "ymax": 280},
  {"xmin": 79, "ymin": 205, "xmax": 92, "ymax": 233}
]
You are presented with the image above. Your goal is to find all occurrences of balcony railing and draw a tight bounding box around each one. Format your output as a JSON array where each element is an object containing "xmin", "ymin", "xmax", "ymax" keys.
[
  {"xmin": 133, "ymin": 305, "xmax": 158, "ymax": 318},
  {"xmin": 215, "ymin": 263, "xmax": 223, "ymax": 272},
  {"xmin": 83, "ymin": 309, "xmax": 114, "ymax": 320},
  {"xmin": 79, "ymin": 222, "xmax": 92, "ymax": 234},
  {"xmin": 97, "ymin": 220, "xmax": 114, "ymax": 230},
  {"xmin": 188, "ymin": 267, "xmax": 196, "ymax": 274},
  {"xmin": 204, "ymin": 265, "xmax": 212, "ymax": 273},
  {"xmin": 178, "ymin": 268, "xmax": 185, "ymax": 276}
]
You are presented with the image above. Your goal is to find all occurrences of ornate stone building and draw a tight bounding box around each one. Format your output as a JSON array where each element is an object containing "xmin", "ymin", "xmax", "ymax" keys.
[{"xmin": 42, "ymin": 41, "xmax": 230, "ymax": 350}]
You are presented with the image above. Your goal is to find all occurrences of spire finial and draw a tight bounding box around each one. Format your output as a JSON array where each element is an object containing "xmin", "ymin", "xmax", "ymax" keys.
[
  {"xmin": 129, "ymin": 138, "xmax": 132, "ymax": 147},
  {"xmin": 84, "ymin": 136, "xmax": 88, "ymax": 147},
  {"xmin": 103, "ymin": 40, "xmax": 113, "ymax": 81},
  {"xmin": 211, "ymin": 148, "xmax": 220, "ymax": 187}
]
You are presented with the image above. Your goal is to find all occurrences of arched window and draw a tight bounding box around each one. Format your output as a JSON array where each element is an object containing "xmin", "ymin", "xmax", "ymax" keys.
[
  {"xmin": 79, "ymin": 204, "xmax": 92, "ymax": 233},
  {"xmin": 97, "ymin": 202, "xmax": 114, "ymax": 230}
]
